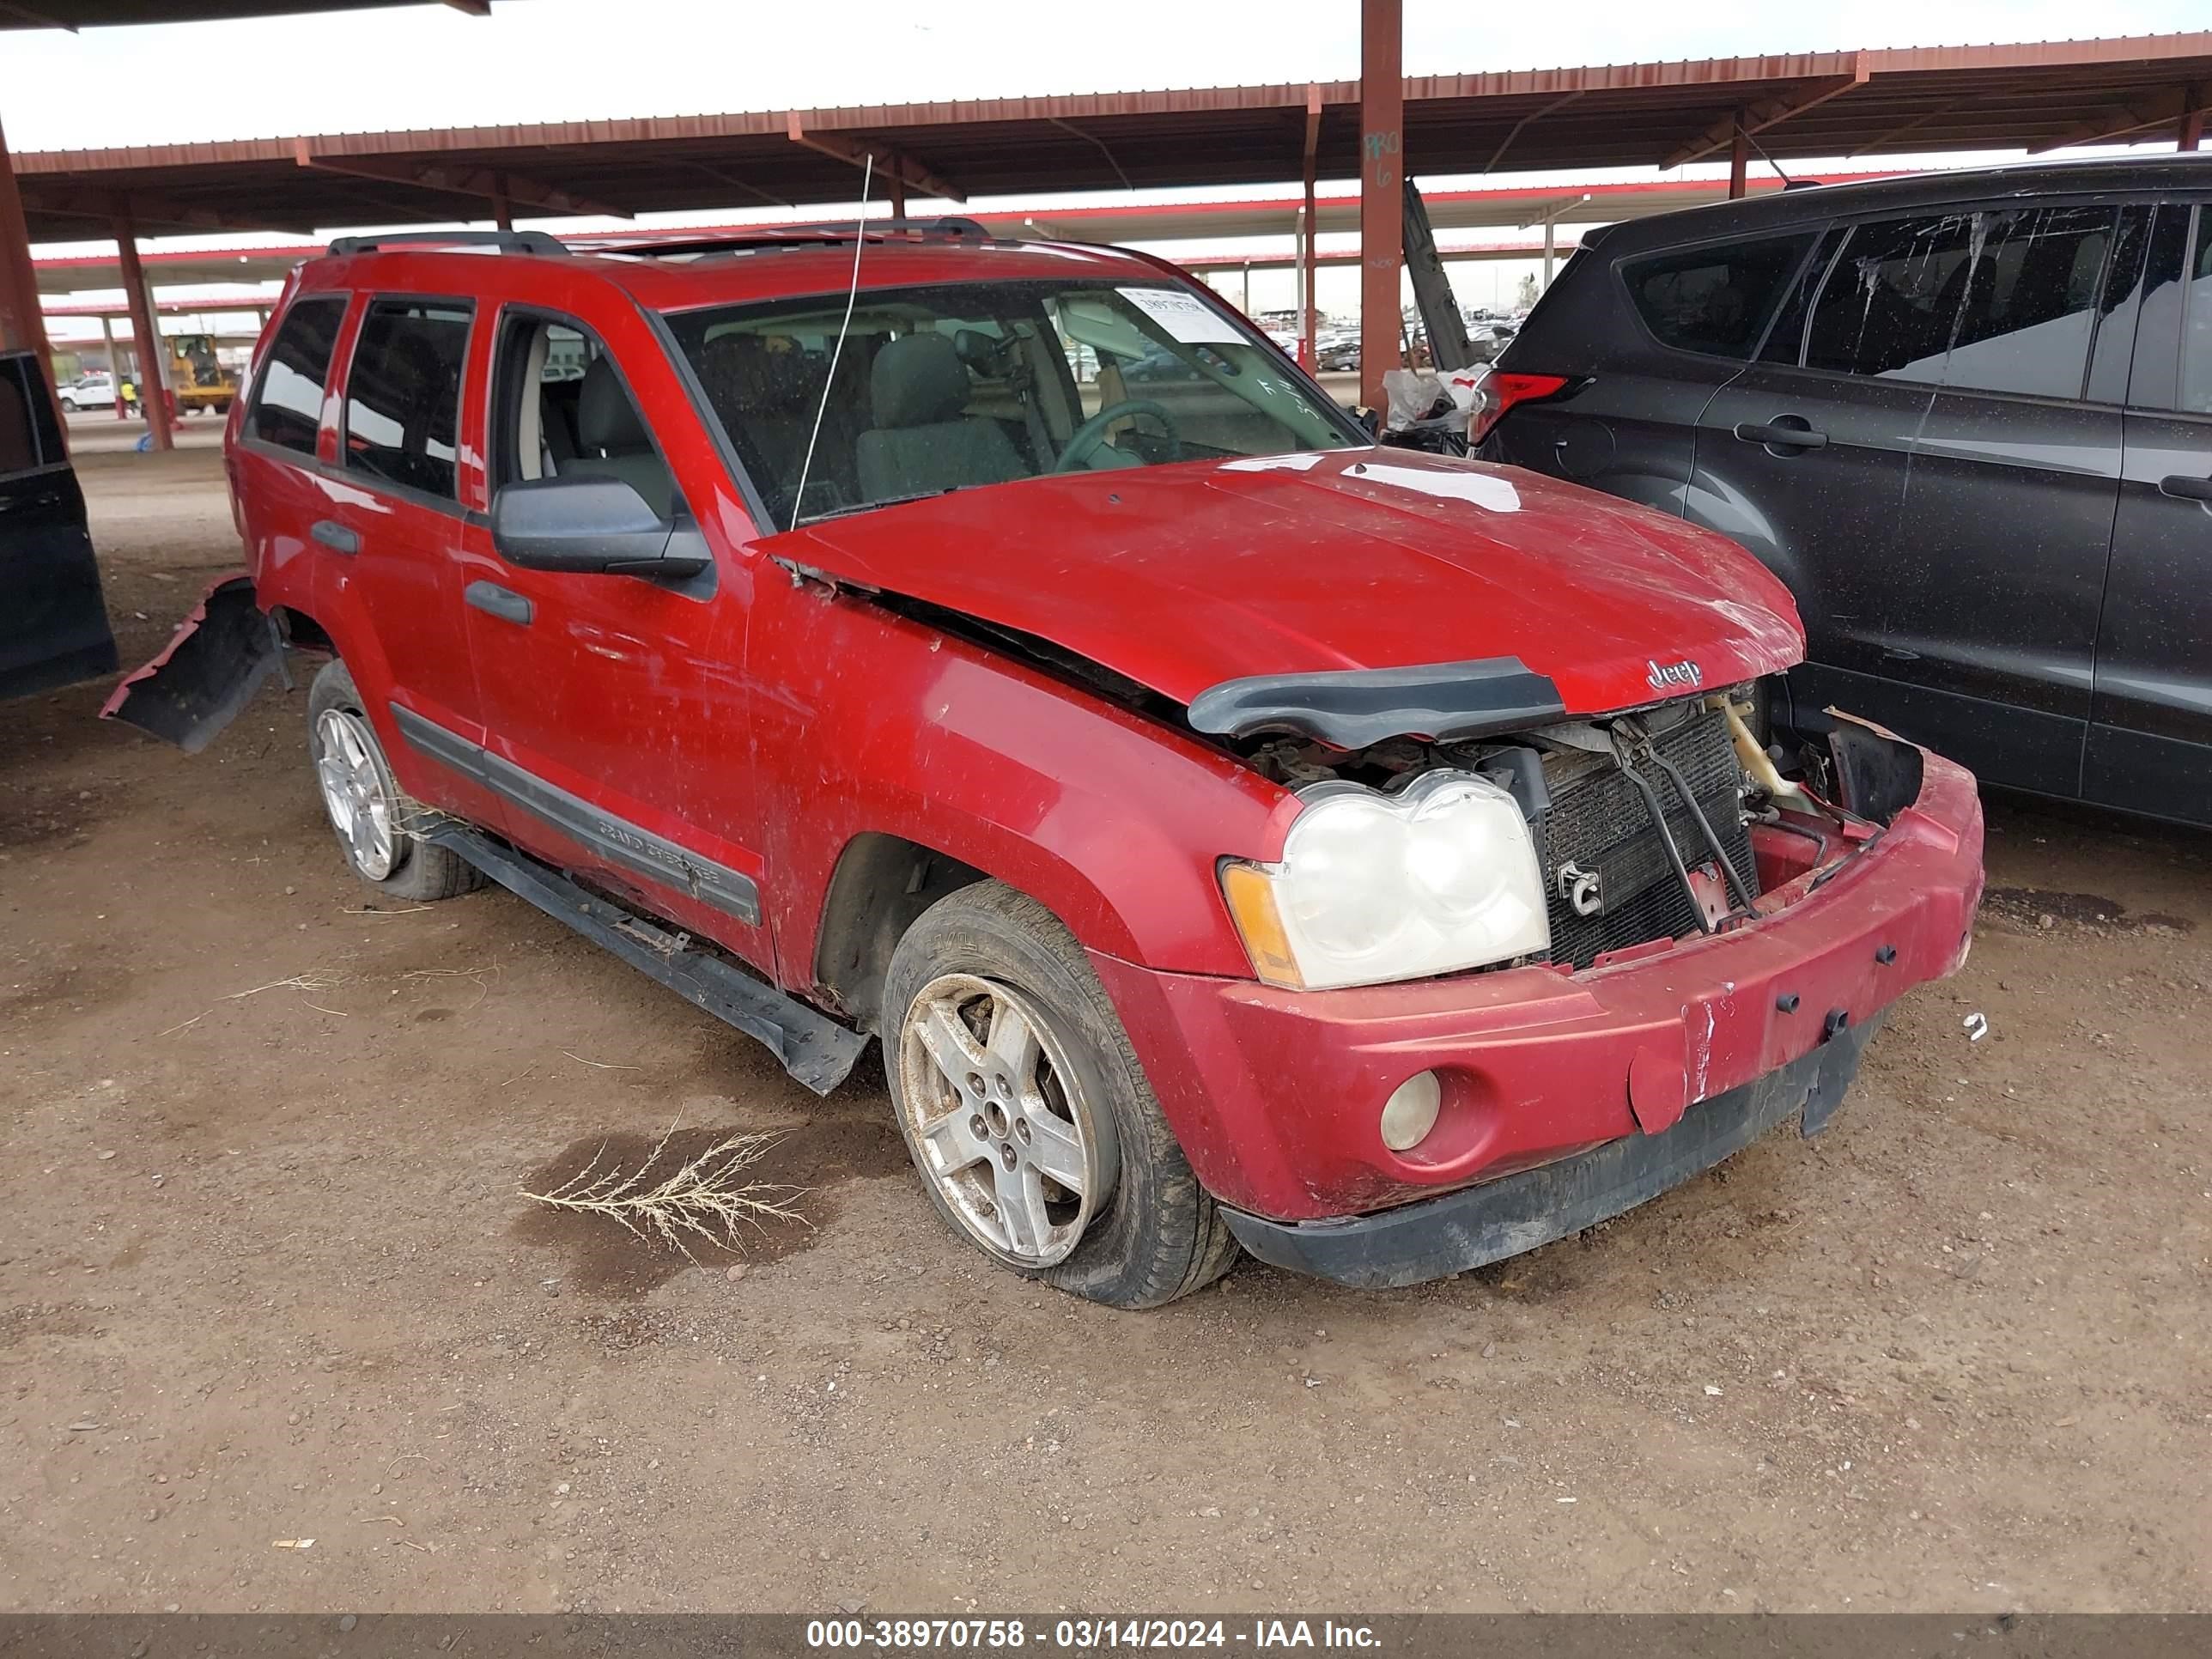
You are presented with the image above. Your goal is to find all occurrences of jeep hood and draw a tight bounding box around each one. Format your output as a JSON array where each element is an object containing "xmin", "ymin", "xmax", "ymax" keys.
[{"xmin": 768, "ymin": 447, "xmax": 1803, "ymax": 738}]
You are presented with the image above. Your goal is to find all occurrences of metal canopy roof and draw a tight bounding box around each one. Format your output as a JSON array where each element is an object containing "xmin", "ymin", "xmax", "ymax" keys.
[
  {"xmin": 0, "ymin": 1, "xmax": 489, "ymax": 27},
  {"xmin": 15, "ymin": 33, "xmax": 2212, "ymax": 240},
  {"xmin": 28, "ymin": 173, "xmax": 1905, "ymax": 294}
]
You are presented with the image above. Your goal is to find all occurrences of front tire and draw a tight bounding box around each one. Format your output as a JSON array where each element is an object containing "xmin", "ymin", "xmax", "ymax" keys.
[
  {"xmin": 306, "ymin": 659, "xmax": 483, "ymax": 902},
  {"xmin": 881, "ymin": 882, "xmax": 1239, "ymax": 1308}
]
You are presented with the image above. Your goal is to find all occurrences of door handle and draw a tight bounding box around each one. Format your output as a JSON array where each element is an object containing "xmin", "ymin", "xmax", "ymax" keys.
[
  {"xmin": 310, "ymin": 520, "xmax": 359, "ymax": 555},
  {"xmin": 1735, "ymin": 420, "xmax": 1827, "ymax": 452},
  {"xmin": 465, "ymin": 580, "xmax": 533, "ymax": 626},
  {"xmin": 2156, "ymin": 474, "xmax": 2212, "ymax": 503}
]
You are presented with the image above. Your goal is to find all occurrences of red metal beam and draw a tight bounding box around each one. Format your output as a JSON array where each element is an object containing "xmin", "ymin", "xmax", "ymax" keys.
[
  {"xmin": 2029, "ymin": 82, "xmax": 2212, "ymax": 152},
  {"xmin": 1359, "ymin": 0, "xmax": 1402, "ymax": 410},
  {"xmin": 18, "ymin": 182, "xmax": 301, "ymax": 235},
  {"xmin": 785, "ymin": 117, "xmax": 965, "ymax": 204},
  {"xmin": 1480, "ymin": 89, "xmax": 1583, "ymax": 173},
  {"xmin": 1729, "ymin": 117, "xmax": 1749, "ymax": 199},
  {"xmin": 112, "ymin": 210, "xmax": 173, "ymax": 453},
  {"xmin": 294, "ymin": 144, "xmax": 628, "ymax": 219},
  {"xmin": 1665, "ymin": 63, "xmax": 1869, "ymax": 167}
]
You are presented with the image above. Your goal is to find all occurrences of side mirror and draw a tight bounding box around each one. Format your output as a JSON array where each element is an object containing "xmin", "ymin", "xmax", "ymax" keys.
[
  {"xmin": 489, "ymin": 475, "xmax": 709, "ymax": 579},
  {"xmin": 1358, "ymin": 406, "xmax": 1384, "ymax": 440}
]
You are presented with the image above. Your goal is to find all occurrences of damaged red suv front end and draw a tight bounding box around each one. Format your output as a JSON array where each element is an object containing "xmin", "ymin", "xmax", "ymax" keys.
[{"xmin": 1099, "ymin": 730, "xmax": 1982, "ymax": 1285}]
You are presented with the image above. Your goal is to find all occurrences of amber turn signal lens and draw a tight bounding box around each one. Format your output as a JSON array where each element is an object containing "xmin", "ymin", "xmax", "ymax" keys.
[{"xmin": 1221, "ymin": 862, "xmax": 1304, "ymax": 989}]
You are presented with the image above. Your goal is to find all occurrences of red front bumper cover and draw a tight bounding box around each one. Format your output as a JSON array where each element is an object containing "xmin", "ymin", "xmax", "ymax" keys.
[{"xmin": 1091, "ymin": 749, "xmax": 1984, "ymax": 1284}]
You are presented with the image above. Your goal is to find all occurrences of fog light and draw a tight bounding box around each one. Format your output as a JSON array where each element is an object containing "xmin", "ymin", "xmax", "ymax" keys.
[{"xmin": 1380, "ymin": 1071, "xmax": 1443, "ymax": 1152}]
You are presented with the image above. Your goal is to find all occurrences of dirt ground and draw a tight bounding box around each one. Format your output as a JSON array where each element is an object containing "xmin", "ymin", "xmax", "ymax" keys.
[{"xmin": 2, "ymin": 432, "xmax": 2207, "ymax": 1615}]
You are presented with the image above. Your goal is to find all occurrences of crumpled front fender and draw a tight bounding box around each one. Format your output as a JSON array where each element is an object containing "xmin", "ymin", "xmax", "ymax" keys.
[{"xmin": 100, "ymin": 573, "xmax": 285, "ymax": 752}]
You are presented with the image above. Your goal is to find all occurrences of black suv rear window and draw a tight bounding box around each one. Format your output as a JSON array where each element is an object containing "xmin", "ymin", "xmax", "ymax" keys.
[
  {"xmin": 342, "ymin": 299, "xmax": 472, "ymax": 500},
  {"xmin": 248, "ymin": 296, "xmax": 344, "ymax": 456},
  {"xmin": 1620, "ymin": 233, "xmax": 1814, "ymax": 359}
]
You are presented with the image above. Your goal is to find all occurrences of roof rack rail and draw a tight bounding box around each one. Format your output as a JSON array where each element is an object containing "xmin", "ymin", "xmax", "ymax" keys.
[
  {"xmin": 325, "ymin": 229, "xmax": 569, "ymax": 257},
  {"xmin": 592, "ymin": 216, "xmax": 997, "ymax": 258}
]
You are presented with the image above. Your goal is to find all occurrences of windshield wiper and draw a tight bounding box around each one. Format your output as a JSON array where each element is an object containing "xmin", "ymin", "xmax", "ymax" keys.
[{"xmin": 801, "ymin": 486, "xmax": 969, "ymax": 525}]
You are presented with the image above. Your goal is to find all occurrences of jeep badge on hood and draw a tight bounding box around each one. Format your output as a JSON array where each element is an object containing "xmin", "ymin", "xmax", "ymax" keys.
[{"xmin": 1646, "ymin": 657, "xmax": 1703, "ymax": 692}]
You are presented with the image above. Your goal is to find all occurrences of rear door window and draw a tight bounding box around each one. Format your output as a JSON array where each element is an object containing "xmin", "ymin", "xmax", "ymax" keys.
[
  {"xmin": 2179, "ymin": 207, "xmax": 2212, "ymax": 414},
  {"xmin": 1805, "ymin": 213, "xmax": 1977, "ymax": 382},
  {"xmin": 1755, "ymin": 225, "xmax": 1848, "ymax": 365},
  {"xmin": 1620, "ymin": 232, "xmax": 1816, "ymax": 359},
  {"xmin": 248, "ymin": 296, "xmax": 345, "ymax": 456},
  {"xmin": 1943, "ymin": 205, "xmax": 2117, "ymax": 399},
  {"xmin": 342, "ymin": 299, "xmax": 472, "ymax": 500}
]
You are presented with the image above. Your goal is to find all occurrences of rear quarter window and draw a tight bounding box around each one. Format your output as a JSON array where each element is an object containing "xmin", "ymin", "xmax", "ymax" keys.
[
  {"xmin": 1620, "ymin": 233, "xmax": 1816, "ymax": 359},
  {"xmin": 248, "ymin": 296, "xmax": 346, "ymax": 456}
]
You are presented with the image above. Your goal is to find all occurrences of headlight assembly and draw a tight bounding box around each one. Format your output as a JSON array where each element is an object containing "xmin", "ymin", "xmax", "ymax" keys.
[{"xmin": 1220, "ymin": 770, "xmax": 1552, "ymax": 991}]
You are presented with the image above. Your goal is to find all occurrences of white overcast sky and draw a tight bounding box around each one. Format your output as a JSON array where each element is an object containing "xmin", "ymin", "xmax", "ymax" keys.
[{"xmin": 17, "ymin": 0, "xmax": 2209, "ymax": 330}]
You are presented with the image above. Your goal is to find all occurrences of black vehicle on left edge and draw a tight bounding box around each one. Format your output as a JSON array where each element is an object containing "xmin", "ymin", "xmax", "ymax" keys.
[{"xmin": 1, "ymin": 348, "xmax": 116, "ymax": 700}]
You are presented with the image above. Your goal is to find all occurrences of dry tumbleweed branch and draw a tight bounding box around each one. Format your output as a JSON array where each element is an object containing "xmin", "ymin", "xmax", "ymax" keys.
[
  {"xmin": 224, "ymin": 969, "xmax": 348, "ymax": 1000},
  {"xmin": 520, "ymin": 1130, "xmax": 807, "ymax": 1260}
]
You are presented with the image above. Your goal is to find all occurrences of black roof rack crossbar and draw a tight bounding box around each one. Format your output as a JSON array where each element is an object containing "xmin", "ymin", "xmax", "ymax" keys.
[
  {"xmin": 591, "ymin": 216, "xmax": 998, "ymax": 258},
  {"xmin": 325, "ymin": 229, "xmax": 569, "ymax": 257}
]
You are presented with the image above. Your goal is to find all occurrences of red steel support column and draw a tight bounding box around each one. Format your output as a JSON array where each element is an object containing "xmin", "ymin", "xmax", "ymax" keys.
[
  {"xmin": 887, "ymin": 173, "xmax": 907, "ymax": 220},
  {"xmin": 490, "ymin": 176, "xmax": 514, "ymax": 231},
  {"xmin": 2182, "ymin": 90, "xmax": 2205, "ymax": 151},
  {"xmin": 113, "ymin": 212, "xmax": 173, "ymax": 453},
  {"xmin": 1358, "ymin": 0, "xmax": 1402, "ymax": 410},
  {"xmin": 101, "ymin": 313, "xmax": 128, "ymax": 419},
  {"xmin": 0, "ymin": 112, "xmax": 55, "ymax": 391},
  {"xmin": 1728, "ymin": 114, "xmax": 1749, "ymax": 198},
  {"xmin": 1300, "ymin": 83, "xmax": 1321, "ymax": 372}
]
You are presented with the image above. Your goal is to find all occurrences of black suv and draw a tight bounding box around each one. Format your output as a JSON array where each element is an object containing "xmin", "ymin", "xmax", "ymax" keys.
[
  {"xmin": 1, "ymin": 348, "xmax": 114, "ymax": 701},
  {"xmin": 1481, "ymin": 158, "xmax": 2212, "ymax": 827}
]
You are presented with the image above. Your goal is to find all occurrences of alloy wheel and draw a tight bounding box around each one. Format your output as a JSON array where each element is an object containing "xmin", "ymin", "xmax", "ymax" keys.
[
  {"xmin": 313, "ymin": 708, "xmax": 398, "ymax": 881},
  {"xmin": 895, "ymin": 972, "xmax": 1118, "ymax": 1267}
]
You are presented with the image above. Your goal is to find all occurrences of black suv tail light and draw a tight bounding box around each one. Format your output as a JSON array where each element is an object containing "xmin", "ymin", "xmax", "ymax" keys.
[{"xmin": 1468, "ymin": 370, "xmax": 1573, "ymax": 445}]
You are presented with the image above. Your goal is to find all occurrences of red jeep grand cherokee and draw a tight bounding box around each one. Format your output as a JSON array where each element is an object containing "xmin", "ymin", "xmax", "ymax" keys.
[{"xmin": 109, "ymin": 222, "xmax": 1984, "ymax": 1308}]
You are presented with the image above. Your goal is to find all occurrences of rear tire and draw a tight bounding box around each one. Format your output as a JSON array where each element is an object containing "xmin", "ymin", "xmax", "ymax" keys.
[
  {"xmin": 306, "ymin": 659, "xmax": 484, "ymax": 902},
  {"xmin": 881, "ymin": 881, "xmax": 1239, "ymax": 1308}
]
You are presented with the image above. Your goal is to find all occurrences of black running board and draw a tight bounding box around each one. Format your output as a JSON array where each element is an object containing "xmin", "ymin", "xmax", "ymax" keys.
[{"xmin": 427, "ymin": 823, "xmax": 868, "ymax": 1096}]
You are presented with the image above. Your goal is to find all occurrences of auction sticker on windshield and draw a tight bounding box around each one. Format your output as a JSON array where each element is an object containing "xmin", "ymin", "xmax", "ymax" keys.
[{"xmin": 1118, "ymin": 286, "xmax": 1246, "ymax": 344}]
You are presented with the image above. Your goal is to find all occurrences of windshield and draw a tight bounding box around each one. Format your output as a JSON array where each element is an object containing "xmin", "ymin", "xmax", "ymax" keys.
[{"xmin": 665, "ymin": 277, "xmax": 1359, "ymax": 529}]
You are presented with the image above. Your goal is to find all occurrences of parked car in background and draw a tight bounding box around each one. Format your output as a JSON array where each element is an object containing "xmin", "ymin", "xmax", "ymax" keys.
[
  {"xmin": 1481, "ymin": 157, "xmax": 2212, "ymax": 826},
  {"xmin": 1465, "ymin": 321, "xmax": 1517, "ymax": 364},
  {"xmin": 1, "ymin": 349, "xmax": 118, "ymax": 699},
  {"xmin": 58, "ymin": 373, "xmax": 117, "ymax": 411},
  {"xmin": 110, "ymin": 225, "xmax": 1979, "ymax": 1307},
  {"xmin": 1315, "ymin": 331, "xmax": 1360, "ymax": 372}
]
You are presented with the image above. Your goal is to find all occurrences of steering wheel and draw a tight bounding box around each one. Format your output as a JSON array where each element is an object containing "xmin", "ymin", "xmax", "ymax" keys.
[{"xmin": 1054, "ymin": 398, "xmax": 1181, "ymax": 473}]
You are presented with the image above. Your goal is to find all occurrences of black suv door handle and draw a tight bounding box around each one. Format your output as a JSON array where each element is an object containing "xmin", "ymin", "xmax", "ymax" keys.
[
  {"xmin": 1735, "ymin": 420, "xmax": 1827, "ymax": 453},
  {"xmin": 465, "ymin": 580, "xmax": 533, "ymax": 626},
  {"xmin": 2157, "ymin": 473, "xmax": 2212, "ymax": 503},
  {"xmin": 310, "ymin": 520, "xmax": 359, "ymax": 555}
]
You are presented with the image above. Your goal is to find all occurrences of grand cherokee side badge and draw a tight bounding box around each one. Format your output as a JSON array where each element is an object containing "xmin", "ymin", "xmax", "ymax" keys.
[{"xmin": 1646, "ymin": 657, "xmax": 1703, "ymax": 692}]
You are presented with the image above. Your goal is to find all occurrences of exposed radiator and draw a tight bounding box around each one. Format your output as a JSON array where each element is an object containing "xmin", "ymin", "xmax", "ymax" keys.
[{"xmin": 1535, "ymin": 705, "xmax": 1753, "ymax": 970}]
